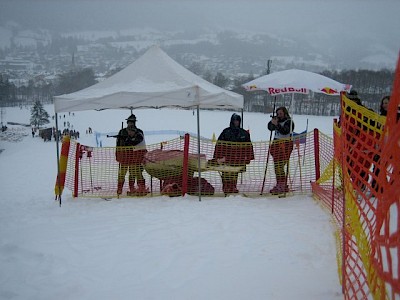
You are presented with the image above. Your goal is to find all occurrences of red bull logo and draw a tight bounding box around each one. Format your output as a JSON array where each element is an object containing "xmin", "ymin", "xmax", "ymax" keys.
[
  {"xmin": 247, "ymin": 85, "xmax": 258, "ymax": 90},
  {"xmin": 320, "ymin": 87, "xmax": 339, "ymax": 95},
  {"xmin": 268, "ymin": 87, "xmax": 308, "ymax": 95}
]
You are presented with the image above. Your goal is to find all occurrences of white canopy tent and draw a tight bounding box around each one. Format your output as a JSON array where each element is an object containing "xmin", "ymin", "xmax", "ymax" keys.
[
  {"xmin": 54, "ymin": 45, "xmax": 243, "ymax": 112},
  {"xmin": 53, "ymin": 45, "xmax": 244, "ymax": 202}
]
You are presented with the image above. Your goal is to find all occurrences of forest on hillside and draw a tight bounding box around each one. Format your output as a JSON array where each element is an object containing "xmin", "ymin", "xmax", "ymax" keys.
[{"xmin": 0, "ymin": 67, "xmax": 394, "ymax": 116}]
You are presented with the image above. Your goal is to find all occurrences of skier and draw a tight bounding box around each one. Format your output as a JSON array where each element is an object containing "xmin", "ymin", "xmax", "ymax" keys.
[{"xmin": 267, "ymin": 107, "xmax": 295, "ymax": 194}]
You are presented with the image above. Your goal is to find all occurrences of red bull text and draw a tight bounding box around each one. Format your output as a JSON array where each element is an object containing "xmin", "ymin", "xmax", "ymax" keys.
[{"xmin": 268, "ymin": 87, "xmax": 308, "ymax": 95}]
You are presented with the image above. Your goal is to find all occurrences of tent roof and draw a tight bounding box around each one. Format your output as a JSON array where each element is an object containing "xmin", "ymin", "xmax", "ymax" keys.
[{"xmin": 54, "ymin": 45, "xmax": 243, "ymax": 113}]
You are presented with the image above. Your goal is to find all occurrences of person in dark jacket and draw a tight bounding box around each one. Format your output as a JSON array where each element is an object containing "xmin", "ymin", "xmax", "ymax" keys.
[
  {"xmin": 116, "ymin": 114, "xmax": 148, "ymax": 196},
  {"xmin": 371, "ymin": 95, "xmax": 390, "ymax": 192},
  {"xmin": 267, "ymin": 107, "xmax": 295, "ymax": 194},
  {"xmin": 379, "ymin": 95, "xmax": 389, "ymax": 116},
  {"xmin": 213, "ymin": 113, "xmax": 254, "ymax": 195}
]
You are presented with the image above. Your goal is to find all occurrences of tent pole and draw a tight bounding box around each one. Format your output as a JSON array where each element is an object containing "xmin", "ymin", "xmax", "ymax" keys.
[
  {"xmin": 55, "ymin": 112, "xmax": 62, "ymax": 207},
  {"xmin": 240, "ymin": 109, "xmax": 244, "ymax": 185},
  {"xmin": 196, "ymin": 103, "xmax": 201, "ymax": 202}
]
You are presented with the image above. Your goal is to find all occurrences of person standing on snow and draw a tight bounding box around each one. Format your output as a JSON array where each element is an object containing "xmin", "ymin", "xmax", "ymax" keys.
[
  {"xmin": 267, "ymin": 106, "xmax": 295, "ymax": 194},
  {"xmin": 213, "ymin": 113, "xmax": 254, "ymax": 195},
  {"xmin": 371, "ymin": 95, "xmax": 390, "ymax": 192},
  {"xmin": 116, "ymin": 114, "xmax": 148, "ymax": 196}
]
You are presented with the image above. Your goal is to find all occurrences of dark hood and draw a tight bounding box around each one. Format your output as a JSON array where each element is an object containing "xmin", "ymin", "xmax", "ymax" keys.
[{"xmin": 230, "ymin": 113, "xmax": 241, "ymax": 128}]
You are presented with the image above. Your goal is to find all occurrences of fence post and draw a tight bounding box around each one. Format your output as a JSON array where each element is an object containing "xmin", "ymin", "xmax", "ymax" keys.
[
  {"xmin": 74, "ymin": 142, "xmax": 80, "ymax": 198},
  {"xmin": 181, "ymin": 133, "xmax": 190, "ymax": 196},
  {"xmin": 313, "ymin": 128, "xmax": 321, "ymax": 181},
  {"xmin": 331, "ymin": 119, "xmax": 338, "ymax": 215}
]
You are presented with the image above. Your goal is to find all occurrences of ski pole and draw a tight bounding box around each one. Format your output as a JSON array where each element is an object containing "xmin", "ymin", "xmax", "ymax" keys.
[
  {"xmin": 87, "ymin": 148, "xmax": 94, "ymax": 193},
  {"xmin": 283, "ymin": 94, "xmax": 295, "ymax": 198},
  {"xmin": 302, "ymin": 119, "xmax": 309, "ymax": 167},
  {"xmin": 115, "ymin": 122, "xmax": 123, "ymax": 198},
  {"xmin": 79, "ymin": 146, "xmax": 84, "ymax": 195},
  {"xmin": 298, "ymin": 141, "xmax": 303, "ymax": 192},
  {"xmin": 260, "ymin": 96, "xmax": 277, "ymax": 195}
]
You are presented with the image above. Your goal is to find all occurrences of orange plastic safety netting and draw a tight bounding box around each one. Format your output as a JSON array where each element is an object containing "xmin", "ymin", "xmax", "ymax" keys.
[
  {"xmin": 60, "ymin": 129, "xmax": 327, "ymax": 199},
  {"xmin": 313, "ymin": 58, "xmax": 400, "ymax": 299}
]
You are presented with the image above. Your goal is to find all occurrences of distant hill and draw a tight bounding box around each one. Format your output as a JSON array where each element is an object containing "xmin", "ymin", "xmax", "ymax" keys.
[{"xmin": 0, "ymin": 22, "xmax": 397, "ymax": 77}]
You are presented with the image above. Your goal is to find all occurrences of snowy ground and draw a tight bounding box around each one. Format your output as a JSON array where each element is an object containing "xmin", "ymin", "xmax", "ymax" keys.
[{"xmin": 0, "ymin": 105, "xmax": 342, "ymax": 300}]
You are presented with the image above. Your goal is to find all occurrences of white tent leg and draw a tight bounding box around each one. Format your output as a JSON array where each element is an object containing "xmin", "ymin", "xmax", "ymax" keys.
[{"xmin": 196, "ymin": 104, "xmax": 202, "ymax": 202}]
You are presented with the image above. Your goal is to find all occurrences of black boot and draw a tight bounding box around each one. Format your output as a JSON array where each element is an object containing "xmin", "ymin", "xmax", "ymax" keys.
[{"xmin": 136, "ymin": 179, "xmax": 149, "ymax": 196}]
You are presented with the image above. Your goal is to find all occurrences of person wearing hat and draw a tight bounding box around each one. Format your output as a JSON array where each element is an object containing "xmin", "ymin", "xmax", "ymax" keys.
[
  {"xmin": 346, "ymin": 89, "xmax": 362, "ymax": 106},
  {"xmin": 212, "ymin": 113, "xmax": 254, "ymax": 195},
  {"xmin": 267, "ymin": 106, "xmax": 295, "ymax": 195},
  {"xmin": 115, "ymin": 114, "xmax": 148, "ymax": 196}
]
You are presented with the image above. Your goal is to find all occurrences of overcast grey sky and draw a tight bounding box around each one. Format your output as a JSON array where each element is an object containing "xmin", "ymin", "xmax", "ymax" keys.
[
  {"xmin": 0, "ymin": 0, "xmax": 398, "ymax": 34},
  {"xmin": 0, "ymin": 0, "xmax": 399, "ymax": 58}
]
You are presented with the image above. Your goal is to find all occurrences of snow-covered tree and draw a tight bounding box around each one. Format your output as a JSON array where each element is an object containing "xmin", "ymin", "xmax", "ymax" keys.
[
  {"xmin": 30, "ymin": 100, "xmax": 50, "ymax": 128},
  {"xmin": 213, "ymin": 72, "xmax": 229, "ymax": 88}
]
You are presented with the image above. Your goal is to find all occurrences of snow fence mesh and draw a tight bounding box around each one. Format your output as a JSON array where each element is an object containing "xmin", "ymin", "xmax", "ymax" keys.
[
  {"xmin": 63, "ymin": 130, "xmax": 321, "ymax": 199},
  {"xmin": 312, "ymin": 59, "xmax": 400, "ymax": 300}
]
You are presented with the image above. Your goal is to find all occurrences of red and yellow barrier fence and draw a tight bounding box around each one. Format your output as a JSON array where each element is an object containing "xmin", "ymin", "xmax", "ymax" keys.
[
  {"xmin": 54, "ymin": 135, "xmax": 71, "ymax": 197},
  {"xmin": 313, "ymin": 58, "xmax": 400, "ymax": 299},
  {"xmin": 60, "ymin": 130, "xmax": 322, "ymax": 199}
]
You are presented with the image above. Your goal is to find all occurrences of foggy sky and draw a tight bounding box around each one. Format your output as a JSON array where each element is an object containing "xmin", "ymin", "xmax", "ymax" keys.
[{"xmin": 0, "ymin": 0, "xmax": 399, "ymax": 55}]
